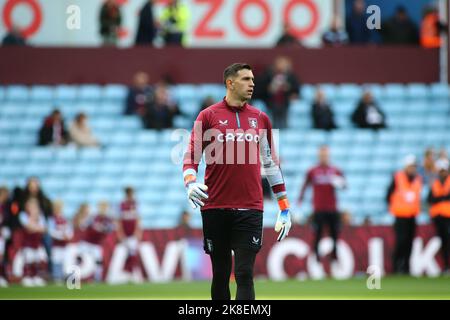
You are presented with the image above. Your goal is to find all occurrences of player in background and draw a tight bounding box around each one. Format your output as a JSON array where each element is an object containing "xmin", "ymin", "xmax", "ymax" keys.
[
  {"xmin": 183, "ymin": 63, "xmax": 292, "ymax": 300},
  {"xmin": 0, "ymin": 187, "xmax": 10, "ymax": 287},
  {"xmin": 19, "ymin": 199, "xmax": 47, "ymax": 287},
  {"xmin": 116, "ymin": 187, "xmax": 143, "ymax": 283},
  {"xmin": 48, "ymin": 200, "xmax": 73, "ymax": 283},
  {"xmin": 81, "ymin": 201, "xmax": 115, "ymax": 282},
  {"xmin": 298, "ymin": 145, "xmax": 346, "ymax": 261}
]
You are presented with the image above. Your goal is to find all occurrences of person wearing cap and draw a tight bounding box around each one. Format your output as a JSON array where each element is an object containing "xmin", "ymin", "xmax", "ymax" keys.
[
  {"xmin": 427, "ymin": 159, "xmax": 450, "ymax": 272},
  {"xmin": 386, "ymin": 154, "xmax": 423, "ymax": 274}
]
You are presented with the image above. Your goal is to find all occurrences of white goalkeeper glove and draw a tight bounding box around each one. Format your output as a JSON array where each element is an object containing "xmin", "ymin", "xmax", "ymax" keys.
[
  {"xmin": 331, "ymin": 175, "xmax": 346, "ymax": 189},
  {"xmin": 275, "ymin": 209, "xmax": 291, "ymax": 241},
  {"xmin": 186, "ymin": 182, "xmax": 209, "ymax": 209}
]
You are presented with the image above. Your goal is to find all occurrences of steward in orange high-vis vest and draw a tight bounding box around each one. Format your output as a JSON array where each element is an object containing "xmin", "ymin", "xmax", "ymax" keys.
[
  {"xmin": 427, "ymin": 159, "xmax": 450, "ymax": 272},
  {"xmin": 386, "ymin": 155, "xmax": 422, "ymax": 274},
  {"xmin": 420, "ymin": 5, "xmax": 447, "ymax": 48}
]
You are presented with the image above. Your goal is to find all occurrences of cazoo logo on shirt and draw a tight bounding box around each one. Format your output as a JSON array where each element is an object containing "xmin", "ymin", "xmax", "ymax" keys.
[
  {"xmin": 217, "ymin": 132, "xmax": 260, "ymax": 143},
  {"xmin": 172, "ymin": 123, "xmax": 280, "ymax": 166}
]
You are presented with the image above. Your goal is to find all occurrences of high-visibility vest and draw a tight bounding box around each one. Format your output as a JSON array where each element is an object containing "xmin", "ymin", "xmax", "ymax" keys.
[
  {"xmin": 421, "ymin": 13, "xmax": 441, "ymax": 48},
  {"xmin": 160, "ymin": 4, "xmax": 190, "ymax": 44},
  {"xmin": 389, "ymin": 171, "xmax": 422, "ymax": 218},
  {"xmin": 429, "ymin": 176, "xmax": 450, "ymax": 218}
]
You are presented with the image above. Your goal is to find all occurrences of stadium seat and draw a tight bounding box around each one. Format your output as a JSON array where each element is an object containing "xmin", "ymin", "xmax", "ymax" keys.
[
  {"xmin": 78, "ymin": 84, "xmax": 102, "ymax": 101},
  {"xmin": 406, "ymin": 83, "xmax": 429, "ymax": 100},
  {"xmin": 103, "ymin": 84, "xmax": 128, "ymax": 101},
  {"xmin": 429, "ymin": 83, "xmax": 449, "ymax": 100},
  {"xmin": 5, "ymin": 85, "xmax": 29, "ymax": 101},
  {"xmin": 30, "ymin": 86, "xmax": 54, "ymax": 101},
  {"xmin": 54, "ymin": 85, "xmax": 78, "ymax": 102},
  {"xmin": 384, "ymin": 84, "xmax": 406, "ymax": 100},
  {"xmin": 337, "ymin": 84, "xmax": 362, "ymax": 101},
  {"xmin": 300, "ymin": 84, "xmax": 315, "ymax": 101}
]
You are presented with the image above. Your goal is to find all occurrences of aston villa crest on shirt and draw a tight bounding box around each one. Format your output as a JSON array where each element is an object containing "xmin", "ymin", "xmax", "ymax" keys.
[{"xmin": 248, "ymin": 118, "xmax": 258, "ymax": 128}]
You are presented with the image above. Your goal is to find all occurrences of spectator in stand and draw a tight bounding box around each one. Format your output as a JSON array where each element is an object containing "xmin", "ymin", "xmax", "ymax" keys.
[
  {"xmin": 256, "ymin": 56, "xmax": 300, "ymax": 129},
  {"xmin": 143, "ymin": 81, "xmax": 180, "ymax": 130},
  {"xmin": 18, "ymin": 177, "xmax": 52, "ymax": 221},
  {"xmin": 437, "ymin": 148, "xmax": 449, "ymax": 162},
  {"xmin": 351, "ymin": 91, "xmax": 386, "ymax": 130},
  {"xmin": 427, "ymin": 159, "xmax": 450, "ymax": 273},
  {"xmin": 346, "ymin": 0, "xmax": 370, "ymax": 44},
  {"xmin": 420, "ymin": 4, "xmax": 448, "ymax": 49},
  {"xmin": 19, "ymin": 199, "xmax": 47, "ymax": 287},
  {"xmin": 418, "ymin": 147, "xmax": 437, "ymax": 186},
  {"xmin": 386, "ymin": 155, "xmax": 422, "ymax": 275},
  {"xmin": 311, "ymin": 89, "xmax": 337, "ymax": 131},
  {"xmin": 178, "ymin": 210, "xmax": 192, "ymax": 231},
  {"xmin": 198, "ymin": 96, "xmax": 216, "ymax": 115},
  {"xmin": 72, "ymin": 203, "xmax": 90, "ymax": 239},
  {"xmin": 18, "ymin": 177, "xmax": 53, "ymax": 277},
  {"xmin": 159, "ymin": 0, "xmax": 190, "ymax": 46},
  {"xmin": 69, "ymin": 112, "xmax": 101, "ymax": 148},
  {"xmin": 48, "ymin": 200, "xmax": 73, "ymax": 283},
  {"xmin": 125, "ymin": 71, "xmax": 153, "ymax": 118},
  {"xmin": 116, "ymin": 187, "xmax": 142, "ymax": 283},
  {"xmin": 81, "ymin": 201, "xmax": 115, "ymax": 282},
  {"xmin": 135, "ymin": 0, "xmax": 157, "ymax": 46},
  {"xmin": 1, "ymin": 187, "xmax": 22, "ymax": 286},
  {"xmin": 0, "ymin": 187, "xmax": 10, "ymax": 287},
  {"xmin": 2, "ymin": 25, "xmax": 27, "ymax": 46},
  {"xmin": 322, "ymin": 15, "xmax": 349, "ymax": 46},
  {"xmin": 276, "ymin": 24, "xmax": 302, "ymax": 47},
  {"xmin": 99, "ymin": 0, "xmax": 122, "ymax": 46},
  {"xmin": 38, "ymin": 109, "xmax": 69, "ymax": 146},
  {"xmin": 379, "ymin": 6, "xmax": 419, "ymax": 45}
]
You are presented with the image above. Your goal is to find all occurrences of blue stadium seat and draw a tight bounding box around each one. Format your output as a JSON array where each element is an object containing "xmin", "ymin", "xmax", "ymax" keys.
[
  {"xmin": 99, "ymin": 102, "xmax": 123, "ymax": 116},
  {"xmin": 30, "ymin": 86, "xmax": 54, "ymax": 101},
  {"xmin": 5, "ymin": 85, "xmax": 29, "ymax": 101},
  {"xmin": 406, "ymin": 83, "xmax": 429, "ymax": 100},
  {"xmin": 14, "ymin": 132, "xmax": 37, "ymax": 146},
  {"xmin": 103, "ymin": 84, "xmax": 128, "ymax": 101},
  {"xmin": 78, "ymin": 85, "xmax": 102, "ymax": 101},
  {"xmin": 337, "ymin": 84, "xmax": 362, "ymax": 101},
  {"xmin": 98, "ymin": 162, "xmax": 124, "ymax": 176},
  {"xmin": 110, "ymin": 132, "xmax": 136, "ymax": 146},
  {"xmin": 54, "ymin": 85, "xmax": 77, "ymax": 102},
  {"xmin": 300, "ymin": 84, "xmax": 315, "ymax": 101},
  {"xmin": 384, "ymin": 84, "xmax": 406, "ymax": 100},
  {"xmin": 120, "ymin": 116, "xmax": 142, "ymax": 131},
  {"xmin": 172, "ymin": 84, "xmax": 199, "ymax": 101},
  {"xmin": 94, "ymin": 176, "xmax": 119, "ymax": 191},
  {"xmin": 179, "ymin": 100, "xmax": 200, "ymax": 116},
  {"xmin": 429, "ymin": 83, "xmax": 449, "ymax": 100},
  {"xmin": 173, "ymin": 115, "xmax": 192, "ymax": 129},
  {"xmin": 197, "ymin": 84, "xmax": 225, "ymax": 101},
  {"xmin": 129, "ymin": 147, "xmax": 153, "ymax": 161}
]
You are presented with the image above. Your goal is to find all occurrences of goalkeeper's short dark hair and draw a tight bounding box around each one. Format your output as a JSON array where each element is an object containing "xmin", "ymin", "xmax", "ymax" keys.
[{"xmin": 223, "ymin": 63, "xmax": 252, "ymax": 86}]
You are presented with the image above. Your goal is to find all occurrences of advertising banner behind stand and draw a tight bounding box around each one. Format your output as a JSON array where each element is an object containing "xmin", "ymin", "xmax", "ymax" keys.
[{"xmin": 0, "ymin": 0, "xmax": 333, "ymax": 47}]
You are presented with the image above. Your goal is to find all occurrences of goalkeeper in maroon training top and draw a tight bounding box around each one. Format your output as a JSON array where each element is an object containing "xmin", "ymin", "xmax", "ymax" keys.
[{"xmin": 182, "ymin": 63, "xmax": 292, "ymax": 300}]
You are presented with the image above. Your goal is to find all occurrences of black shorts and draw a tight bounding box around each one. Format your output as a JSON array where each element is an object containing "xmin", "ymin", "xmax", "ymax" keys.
[{"xmin": 201, "ymin": 209, "xmax": 263, "ymax": 254}]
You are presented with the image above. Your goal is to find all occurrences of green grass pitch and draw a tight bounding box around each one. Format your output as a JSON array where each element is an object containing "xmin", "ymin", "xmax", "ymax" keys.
[{"xmin": 1, "ymin": 276, "xmax": 450, "ymax": 299}]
